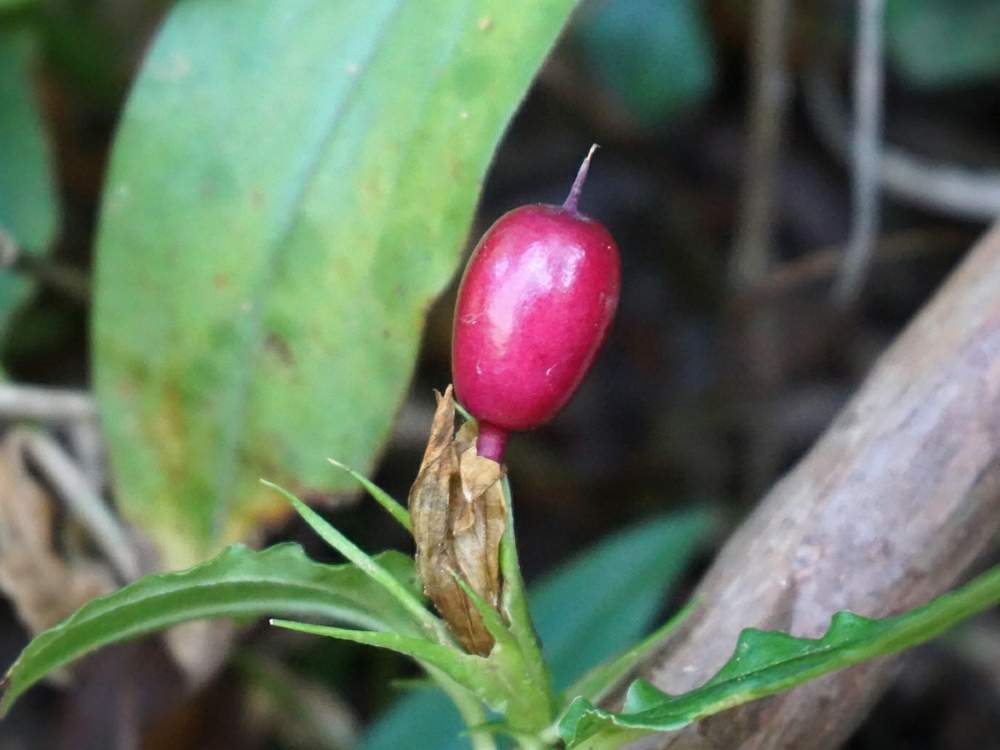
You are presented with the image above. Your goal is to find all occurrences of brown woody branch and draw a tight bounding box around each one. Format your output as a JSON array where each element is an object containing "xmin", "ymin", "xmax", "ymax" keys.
[{"xmin": 632, "ymin": 221, "xmax": 1000, "ymax": 749}]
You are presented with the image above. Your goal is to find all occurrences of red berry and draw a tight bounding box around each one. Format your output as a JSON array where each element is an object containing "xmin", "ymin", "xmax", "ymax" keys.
[{"xmin": 452, "ymin": 146, "xmax": 621, "ymax": 462}]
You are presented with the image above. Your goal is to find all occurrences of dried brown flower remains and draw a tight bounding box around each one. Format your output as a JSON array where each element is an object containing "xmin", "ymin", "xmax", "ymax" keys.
[{"xmin": 408, "ymin": 386, "xmax": 506, "ymax": 654}]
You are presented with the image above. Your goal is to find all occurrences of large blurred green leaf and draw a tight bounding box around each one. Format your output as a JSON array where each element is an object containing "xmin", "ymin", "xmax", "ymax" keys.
[
  {"xmin": 887, "ymin": 0, "xmax": 1000, "ymax": 88},
  {"xmin": 0, "ymin": 543, "xmax": 422, "ymax": 715},
  {"xmin": 559, "ymin": 563, "xmax": 1000, "ymax": 749},
  {"xmin": 362, "ymin": 687, "xmax": 464, "ymax": 750},
  {"xmin": 0, "ymin": 25, "xmax": 57, "ymax": 336},
  {"xmin": 92, "ymin": 0, "xmax": 580, "ymax": 569},
  {"xmin": 574, "ymin": 0, "xmax": 716, "ymax": 126},
  {"xmin": 531, "ymin": 508, "xmax": 714, "ymax": 692},
  {"xmin": 360, "ymin": 509, "xmax": 716, "ymax": 750},
  {"xmin": 0, "ymin": 0, "xmax": 34, "ymax": 12}
]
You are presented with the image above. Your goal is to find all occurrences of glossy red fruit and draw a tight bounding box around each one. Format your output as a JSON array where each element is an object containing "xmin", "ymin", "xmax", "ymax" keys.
[{"xmin": 452, "ymin": 146, "xmax": 621, "ymax": 462}]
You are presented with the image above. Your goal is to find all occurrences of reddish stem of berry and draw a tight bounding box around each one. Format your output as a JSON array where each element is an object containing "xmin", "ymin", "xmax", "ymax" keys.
[{"xmin": 452, "ymin": 145, "xmax": 621, "ymax": 462}]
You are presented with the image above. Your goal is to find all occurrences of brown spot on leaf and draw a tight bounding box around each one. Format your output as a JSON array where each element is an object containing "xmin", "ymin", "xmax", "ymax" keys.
[
  {"xmin": 152, "ymin": 378, "xmax": 190, "ymax": 500},
  {"xmin": 264, "ymin": 333, "xmax": 294, "ymax": 366}
]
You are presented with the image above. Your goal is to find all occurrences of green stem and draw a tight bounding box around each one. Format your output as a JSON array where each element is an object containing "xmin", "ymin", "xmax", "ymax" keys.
[
  {"xmin": 499, "ymin": 476, "xmax": 555, "ymax": 721},
  {"xmin": 430, "ymin": 668, "xmax": 497, "ymax": 750}
]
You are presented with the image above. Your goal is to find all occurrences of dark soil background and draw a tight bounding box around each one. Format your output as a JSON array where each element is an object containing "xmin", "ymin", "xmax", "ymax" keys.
[{"xmin": 2, "ymin": 1, "xmax": 999, "ymax": 748}]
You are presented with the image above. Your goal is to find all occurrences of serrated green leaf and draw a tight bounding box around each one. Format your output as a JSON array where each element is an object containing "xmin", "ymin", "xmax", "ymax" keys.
[
  {"xmin": 0, "ymin": 543, "xmax": 421, "ymax": 715},
  {"xmin": 360, "ymin": 508, "xmax": 715, "ymax": 750},
  {"xmin": 92, "ymin": 0, "xmax": 581, "ymax": 571},
  {"xmin": 887, "ymin": 0, "xmax": 1000, "ymax": 88},
  {"xmin": 0, "ymin": 26, "xmax": 58, "ymax": 337},
  {"xmin": 560, "ymin": 563, "xmax": 1000, "ymax": 748},
  {"xmin": 574, "ymin": 0, "xmax": 715, "ymax": 126}
]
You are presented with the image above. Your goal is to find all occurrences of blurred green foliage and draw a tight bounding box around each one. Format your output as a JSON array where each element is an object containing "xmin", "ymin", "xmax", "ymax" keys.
[
  {"xmin": 574, "ymin": 0, "xmax": 716, "ymax": 126},
  {"xmin": 887, "ymin": 0, "xmax": 1000, "ymax": 88},
  {"xmin": 0, "ymin": 25, "xmax": 57, "ymax": 337}
]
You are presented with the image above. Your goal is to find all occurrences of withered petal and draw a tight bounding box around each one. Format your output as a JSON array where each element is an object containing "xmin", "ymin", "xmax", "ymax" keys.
[{"xmin": 407, "ymin": 387, "xmax": 507, "ymax": 655}]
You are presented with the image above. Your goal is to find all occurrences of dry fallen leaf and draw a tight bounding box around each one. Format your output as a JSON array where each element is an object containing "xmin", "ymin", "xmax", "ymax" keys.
[
  {"xmin": 0, "ymin": 430, "xmax": 115, "ymax": 636},
  {"xmin": 408, "ymin": 386, "xmax": 506, "ymax": 654},
  {"xmin": 0, "ymin": 428, "xmax": 234, "ymax": 691}
]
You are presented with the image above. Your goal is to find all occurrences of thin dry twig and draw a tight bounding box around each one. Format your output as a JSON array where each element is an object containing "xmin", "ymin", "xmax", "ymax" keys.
[
  {"xmin": 804, "ymin": 50, "xmax": 1000, "ymax": 222},
  {"xmin": 22, "ymin": 430, "xmax": 140, "ymax": 581},
  {"xmin": 741, "ymin": 226, "xmax": 970, "ymax": 301},
  {"xmin": 0, "ymin": 383, "xmax": 97, "ymax": 422},
  {"xmin": 15, "ymin": 254, "xmax": 92, "ymax": 304},
  {"xmin": 729, "ymin": 0, "xmax": 791, "ymax": 289},
  {"xmin": 834, "ymin": 0, "xmax": 886, "ymax": 306},
  {"xmin": 0, "ymin": 230, "xmax": 91, "ymax": 303},
  {"xmin": 66, "ymin": 419, "xmax": 106, "ymax": 493}
]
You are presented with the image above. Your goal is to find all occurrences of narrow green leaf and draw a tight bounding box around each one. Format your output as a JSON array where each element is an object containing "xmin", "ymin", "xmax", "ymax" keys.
[
  {"xmin": 328, "ymin": 457, "xmax": 411, "ymax": 533},
  {"xmin": 453, "ymin": 400, "xmax": 476, "ymax": 424},
  {"xmin": 92, "ymin": 0, "xmax": 582, "ymax": 571},
  {"xmin": 261, "ymin": 479, "xmax": 444, "ymax": 642},
  {"xmin": 0, "ymin": 543, "xmax": 420, "ymax": 715},
  {"xmin": 0, "ymin": 26, "xmax": 58, "ymax": 336},
  {"xmin": 270, "ymin": 619, "xmax": 509, "ymax": 713},
  {"xmin": 560, "ymin": 564, "xmax": 1000, "ymax": 748}
]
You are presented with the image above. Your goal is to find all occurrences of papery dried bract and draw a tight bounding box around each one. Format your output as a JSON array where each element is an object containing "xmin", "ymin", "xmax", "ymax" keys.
[
  {"xmin": 408, "ymin": 386, "xmax": 506, "ymax": 654},
  {"xmin": 454, "ymin": 424, "xmax": 505, "ymax": 611}
]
